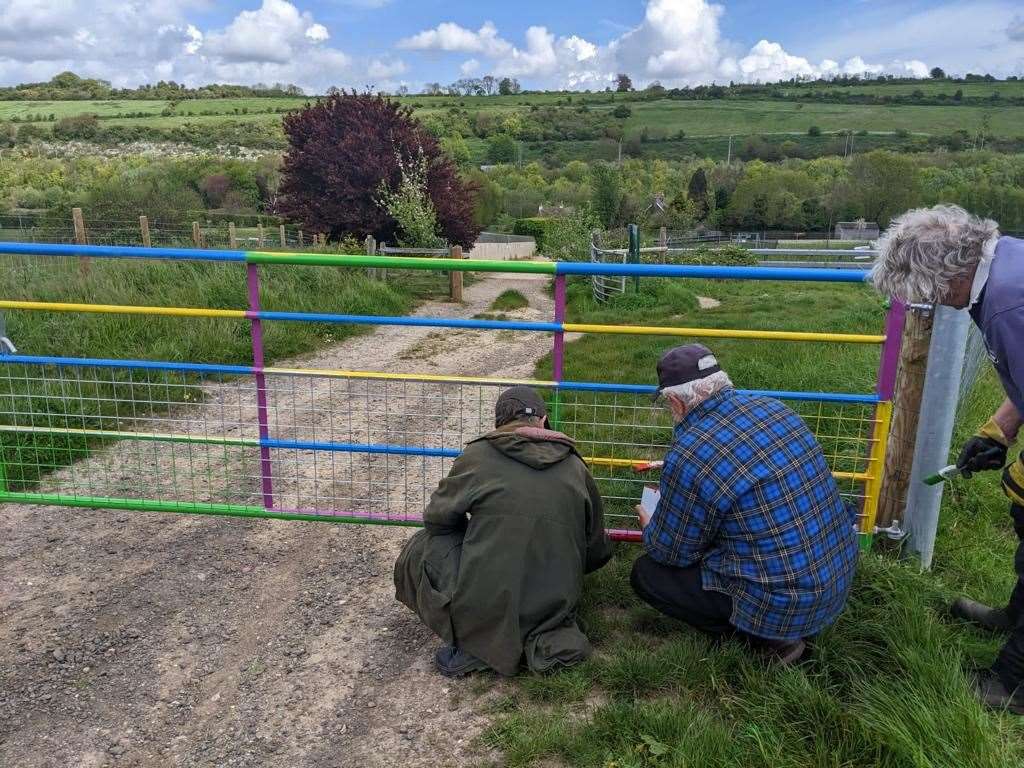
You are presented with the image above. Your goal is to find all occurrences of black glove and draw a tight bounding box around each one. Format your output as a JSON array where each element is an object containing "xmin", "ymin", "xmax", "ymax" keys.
[{"xmin": 956, "ymin": 436, "xmax": 1008, "ymax": 478}]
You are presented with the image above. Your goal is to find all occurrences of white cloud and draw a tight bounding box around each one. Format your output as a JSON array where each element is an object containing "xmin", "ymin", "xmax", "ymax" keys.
[
  {"xmin": 398, "ymin": 21, "xmax": 512, "ymax": 56},
  {"xmin": 615, "ymin": 0, "xmax": 725, "ymax": 81},
  {"xmin": 367, "ymin": 58, "xmax": 407, "ymax": 79},
  {"xmin": 396, "ymin": 0, "xmax": 1022, "ymax": 88},
  {"xmin": 395, "ymin": 0, "xmax": 948, "ymax": 89},
  {"xmin": 803, "ymin": 1, "xmax": 1022, "ymax": 79},
  {"xmin": 399, "ymin": 20, "xmax": 605, "ymax": 85},
  {"xmin": 305, "ymin": 23, "xmax": 329, "ymax": 43},
  {"xmin": 204, "ymin": 0, "xmax": 328, "ymax": 64},
  {"xmin": 0, "ymin": 0, "xmax": 398, "ymax": 93},
  {"xmin": 0, "ymin": 0, "xmax": 1019, "ymax": 94},
  {"xmin": 721, "ymin": 40, "xmax": 815, "ymax": 82}
]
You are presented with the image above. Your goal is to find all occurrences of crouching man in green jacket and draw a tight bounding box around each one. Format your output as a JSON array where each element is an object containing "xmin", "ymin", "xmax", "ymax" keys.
[{"xmin": 394, "ymin": 386, "xmax": 613, "ymax": 677}]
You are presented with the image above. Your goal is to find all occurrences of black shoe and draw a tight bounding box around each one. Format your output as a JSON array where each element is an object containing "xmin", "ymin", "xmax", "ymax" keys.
[
  {"xmin": 950, "ymin": 598, "xmax": 1014, "ymax": 632},
  {"xmin": 758, "ymin": 637, "xmax": 807, "ymax": 666},
  {"xmin": 434, "ymin": 645, "xmax": 489, "ymax": 678},
  {"xmin": 973, "ymin": 669, "xmax": 1024, "ymax": 715}
]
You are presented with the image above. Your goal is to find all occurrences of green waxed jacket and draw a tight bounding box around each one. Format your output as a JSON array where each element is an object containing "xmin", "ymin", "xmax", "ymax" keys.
[{"xmin": 394, "ymin": 422, "xmax": 613, "ymax": 675}]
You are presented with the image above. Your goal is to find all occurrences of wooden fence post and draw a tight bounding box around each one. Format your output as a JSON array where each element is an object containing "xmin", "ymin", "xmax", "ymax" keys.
[
  {"xmin": 319, "ymin": 233, "xmax": 327, "ymax": 249},
  {"xmin": 279, "ymin": 224, "xmax": 287, "ymax": 248},
  {"xmin": 877, "ymin": 306, "xmax": 934, "ymax": 531},
  {"xmin": 72, "ymin": 207, "xmax": 89, "ymax": 276},
  {"xmin": 365, "ymin": 235, "xmax": 377, "ymax": 280},
  {"xmin": 228, "ymin": 222, "xmax": 238, "ymax": 249},
  {"xmin": 257, "ymin": 223, "xmax": 265, "ymax": 247},
  {"xmin": 192, "ymin": 222, "xmax": 202, "ymax": 248},
  {"xmin": 659, "ymin": 226, "xmax": 668, "ymax": 264},
  {"xmin": 139, "ymin": 215, "xmax": 151, "ymax": 248},
  {"xmin": 298, "ymin": 230, "xmax": 304, "ymax": 247},
  {"xmin": 449, "ymin": 245, "xmax": 464, "ymax": 302}
]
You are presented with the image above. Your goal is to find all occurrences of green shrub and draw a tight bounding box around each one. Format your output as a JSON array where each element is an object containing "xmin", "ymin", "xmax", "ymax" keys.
[
  {"xmin": 512, "ymin": 217, "xmax": 553, "ymax": 251},
  {"xmin": 671, "ymin": 244, "xmax": 757, "ymax": 267},
  {"xmin": 487, "ymin": 133, "xmax": 518, "ymax": 163},
  {"xmin": 52, "ymin": 114, "xmax": 100, "ymax": 140}
]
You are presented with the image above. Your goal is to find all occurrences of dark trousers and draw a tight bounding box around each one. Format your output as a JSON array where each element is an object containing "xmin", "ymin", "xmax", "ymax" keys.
[
  {"xmin": 993, "ymin": 505, "xmax": 1024, "ymax": 691},
  {"xmin": 630, "ymin": 554, "xmax": 735, "ymax": 636}
]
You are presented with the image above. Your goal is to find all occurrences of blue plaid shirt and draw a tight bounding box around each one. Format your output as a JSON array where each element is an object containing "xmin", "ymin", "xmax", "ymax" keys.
[{"xmin": 643, "ymin": 389, "xmax": 858, "ymax": 640}]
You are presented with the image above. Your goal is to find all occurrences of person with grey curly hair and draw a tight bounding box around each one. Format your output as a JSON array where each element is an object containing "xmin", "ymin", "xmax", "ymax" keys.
[{"xmin": 872, "ymin": 204, "xmax": 1024, "ymax": 713}]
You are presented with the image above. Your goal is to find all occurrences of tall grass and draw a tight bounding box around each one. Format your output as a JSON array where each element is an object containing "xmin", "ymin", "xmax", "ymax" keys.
[
  {"xmin": 484, "ymin": 276, "xmax": 1024, "ymax": 767},
  {"xmin": 0, "ymin": 254, "xmax": 448, "ymax": 488}
]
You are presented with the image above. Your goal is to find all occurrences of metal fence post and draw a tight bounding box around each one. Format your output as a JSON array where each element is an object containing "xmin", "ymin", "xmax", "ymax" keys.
[{"xmin": 903, "ymin": 305, "xmax": 971, "ymax": 568}]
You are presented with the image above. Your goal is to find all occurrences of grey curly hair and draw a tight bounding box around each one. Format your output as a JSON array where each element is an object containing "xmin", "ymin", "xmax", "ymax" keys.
[
  {"xmin": 870, "ymin": 205, "xmax": 1000, "ymax": 303},
  {"xmin": 659, "ymin": 371, "xmax": 733, "ymax": 410}
]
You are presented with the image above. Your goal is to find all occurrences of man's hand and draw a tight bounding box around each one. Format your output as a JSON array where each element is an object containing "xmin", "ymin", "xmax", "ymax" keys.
[
  {"xmin": 635, "ymin": 504, "xmax": 653, "ymax": 529},
  {"xmin": 958, "ymin": 415, "xmax": 1012, "ymax": 478},
  {"xmin": 957, "ymin": 436, "xmax": 1008, "ymax": 478}
]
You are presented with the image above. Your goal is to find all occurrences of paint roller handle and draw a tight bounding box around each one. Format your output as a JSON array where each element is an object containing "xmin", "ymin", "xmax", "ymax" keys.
[
  {"xmin": 631, "ymin": 460, "xmax": 664, "ymax": 473},
  {"xmin": 923, "ymin": 464, "xmax": 962, "ymax": 486}
]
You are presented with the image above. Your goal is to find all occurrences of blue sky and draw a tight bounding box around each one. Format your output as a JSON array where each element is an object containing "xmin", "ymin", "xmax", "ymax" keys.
[{"xmin": 0, "ymin": 1, "xmax": 1021, "ymax": 92}]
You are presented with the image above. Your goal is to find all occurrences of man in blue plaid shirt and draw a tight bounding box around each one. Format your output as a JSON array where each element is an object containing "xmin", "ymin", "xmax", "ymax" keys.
[{"xmin": 631, "ymin": 343, "xmax": 859, "ymax": 664}]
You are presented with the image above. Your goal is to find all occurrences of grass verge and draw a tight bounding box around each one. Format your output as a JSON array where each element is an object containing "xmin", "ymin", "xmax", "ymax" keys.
[
  {"xmin": 483, "ymin": 276, "xmax": 1024, "ymax": 767},
  {"xmin": 490, "ymin": 289, "xmax": 530, "ymax": 312}
]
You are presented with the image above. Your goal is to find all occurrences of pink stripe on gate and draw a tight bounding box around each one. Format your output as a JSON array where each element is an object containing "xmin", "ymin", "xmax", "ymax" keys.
[
  {"xmin": 876, "ymin": 300, "xmax": 906, "ymax": 400},
  {"xmin": 246, "ymin": 263, "xmax": 275, "ymax": 509}
]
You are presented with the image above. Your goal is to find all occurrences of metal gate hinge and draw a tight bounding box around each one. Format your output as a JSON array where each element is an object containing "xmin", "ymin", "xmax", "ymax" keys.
[{"xmin": 874, "ymin": 519, "xmax": 908, "ymax": 541}]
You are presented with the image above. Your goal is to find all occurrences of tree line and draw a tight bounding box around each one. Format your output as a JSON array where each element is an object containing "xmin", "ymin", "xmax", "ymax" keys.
[{"xmin": 0, "ymin": 71, "xmax": 306, "ymax": 101}]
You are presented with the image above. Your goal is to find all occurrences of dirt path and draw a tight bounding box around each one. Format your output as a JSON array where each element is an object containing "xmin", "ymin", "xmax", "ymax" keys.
[{"xmin": 0, "ymin": 273, "xmax": 559, "ymax": 768}]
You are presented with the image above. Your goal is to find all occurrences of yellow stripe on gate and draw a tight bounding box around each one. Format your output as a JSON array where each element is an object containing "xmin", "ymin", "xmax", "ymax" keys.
[
  {"xmin": 0, "ymin": 300, "xmax": 247, "ymax": 320},
  {"xmin": 563, "ymin": 323, "xmax": 885, "ymax": 344},
  {"xmin": 264, "ymin": 366, "xmax": 558, "ymax": 388},
  {"xmin": 859, "ymin": 400, "xmax": 894, "ymax": 535}
]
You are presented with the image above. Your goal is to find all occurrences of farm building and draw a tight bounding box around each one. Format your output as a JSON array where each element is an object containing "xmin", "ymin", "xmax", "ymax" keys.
[{"xmin": 835, "ymin": 220, "xmax": 881, "ymax": 240}]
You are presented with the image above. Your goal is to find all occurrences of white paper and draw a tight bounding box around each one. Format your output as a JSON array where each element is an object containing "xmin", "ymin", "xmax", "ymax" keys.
[{"xmin": 640, "ymin": 486, "xmax": 661, "ymax": 516}]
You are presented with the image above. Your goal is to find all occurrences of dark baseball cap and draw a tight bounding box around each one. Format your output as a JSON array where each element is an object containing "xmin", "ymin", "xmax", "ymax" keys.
[
  {"xmin": 495, "ymin": 385, "xmax": 548, "ymax": 427},
  {"xmin": 653, "ymin": 343, "xmax": 723, "ymax": 399}
]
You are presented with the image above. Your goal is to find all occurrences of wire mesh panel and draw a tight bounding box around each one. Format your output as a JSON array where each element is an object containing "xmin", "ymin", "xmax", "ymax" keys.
[
  {"xmin": 0, "ymin": 361, "xmax": 881, "ymax": 535},
  {"xmin": 556, "ymin": 389, "xmax": 878, "ymax": 531},
  {"xmin": 0, "ymin": 362, "xmax": 262, "ymax": 506},
  {"xmin": 260, "ymin": 374, "xmax": 501, "ymax": 520}
]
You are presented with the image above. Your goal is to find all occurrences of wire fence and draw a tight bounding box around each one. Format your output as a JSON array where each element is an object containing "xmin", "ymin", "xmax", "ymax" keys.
[
  {"xmin": 0, "ymin": 361, "xmax": 881, "ymax": 532},
  {"xmin": 0, "ymin": 213, "xmax": 319, "ymax": 251},
  {"xmin": 589, "ymin": 236, "xmax": 877, "ymax": 303}
]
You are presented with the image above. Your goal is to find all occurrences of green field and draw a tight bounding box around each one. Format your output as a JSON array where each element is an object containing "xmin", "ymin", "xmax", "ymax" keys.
[
  {"xmin": 0, "ymin": 96, "xmax": 309, "ymax": 123},
  {"xmin": 4, "ymin": 93, "xmax": 1022, "ymax": 139},
  {"xmin": 614, "ymin": 99, "xmax": 1023, "ymax": 138},
  {"xmin": 777, "ymin": 80, "xmax": 1024, "ymax": 98}
]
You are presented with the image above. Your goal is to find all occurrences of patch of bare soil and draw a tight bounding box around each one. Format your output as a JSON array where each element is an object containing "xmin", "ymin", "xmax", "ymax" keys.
[{"xmin": 0, "ymin": 273, "xmax": 557, "ymax": 768}]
